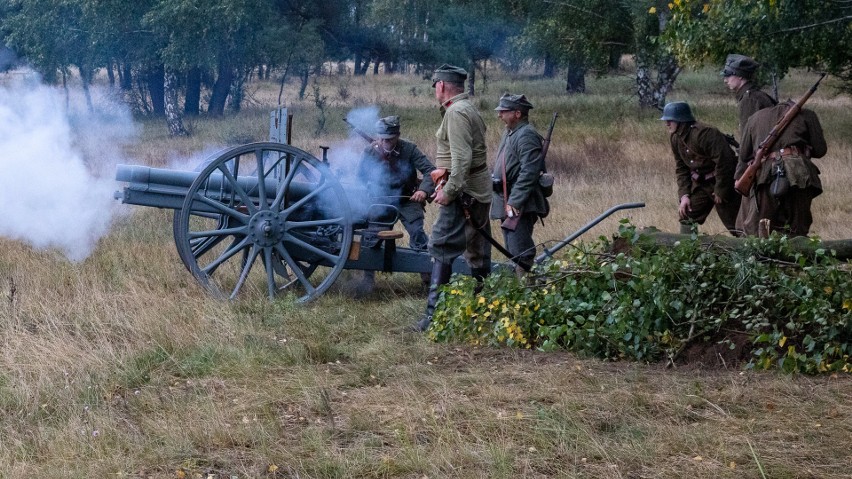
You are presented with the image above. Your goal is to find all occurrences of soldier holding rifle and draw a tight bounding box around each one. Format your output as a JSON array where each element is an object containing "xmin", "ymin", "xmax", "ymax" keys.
[
  {"xmin": 738, "ymin": 94, "xmax": 827, "ymax": 237},
  {"xmin": 722, "ymin": 54, "xmax": 777, "ymax": 236},
  {"xmin": 490, "ymin": 94, "xmax": 549, "ymax": 275},
  {"xmin": 355, "ymin": 115, "xmax": 436, "ymax": 292},
  {"xmin": 661, "ymin": 101, "xmax": 740, "ymax": 236},
  {"xmin": 415, "ymin": 64, "xmax": 491, "ymax": 332}
]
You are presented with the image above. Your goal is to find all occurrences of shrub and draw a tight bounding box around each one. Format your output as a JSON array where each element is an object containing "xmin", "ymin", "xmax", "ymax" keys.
[{"xmin": 429, "ymin": 223, "xmax": 852, "ymax": 374}]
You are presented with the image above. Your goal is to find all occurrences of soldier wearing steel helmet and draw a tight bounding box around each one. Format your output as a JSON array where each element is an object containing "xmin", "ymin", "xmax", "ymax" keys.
[
  {"xmin": 661, "ymin": 101, "xmax": 740, "ymax": 235},
  {"xmin": 721, "ymin": 54, "xmax": 777, "ymax": 236}
]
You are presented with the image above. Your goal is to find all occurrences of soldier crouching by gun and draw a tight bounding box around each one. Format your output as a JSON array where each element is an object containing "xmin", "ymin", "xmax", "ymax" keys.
[
  {"xmin": 661, "ymin": 101, "xmax": 741, "ymax": 236},
  {"xmin": 736, "ymin": 76, "xmax": 828, "ymax": 237},
  {"xmin": 352, "ymin": 116, "xmax": 436, "ymax": 294}
]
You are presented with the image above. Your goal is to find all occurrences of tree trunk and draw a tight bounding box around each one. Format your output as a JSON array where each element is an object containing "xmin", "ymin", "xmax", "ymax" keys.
[
  {"xmin": 635, "ymin": 52, "xmax": 655, "ymax": 108},
  {"xmin": 79, "ymin": 66, "xmax": 94, "ymax": 112},
  {"xmin": 208, "ymin": 60, "xmax": 233, "ymax": 117},
  {"xmin": 229, "ymin": 70, "xmax": 246, "ymax": 112},
  {"xmin": 135, "ymin": 74, "xmax": 150, "ymax": 114},
  {"xmin": 164, "ymin": 68, "xmax": 188, "ymax": 136},
  {"xmin": 147, "ymin": 64, "xmax": 165, "ymax": 116},
  {"xmin": 619, "ymin": 228, "xmax": 852, "ymax": 261},
  {"xmin": 543, "ymin": 54, "xmax": 557, "ymax": 78},
  {"xmin": 184, "ymin": 67, "xmax": 201, "ymax": 116},
  {"xmin": 653, "ymin": 55, "xmax": 681, "ymax": 108},
  {"xmin": 565, "ymin": 64, "xmax": 586, "ymax": 94},
  {"xmin": 635, "ymin": 52, "xmax": 680, "ymax": 110},
  {"xmin": 467, "ymin": 59, "xmax": 476, "ymax": 97},
  {"xmin": 298, "ymin": 69, "xmax": 310, "ymax": 100},
  {"xmin": 354, "ymin": 52, "xmax": 365, "ymax": 76},
  {"xmin": 106, "ymin": 62, "xmax": 115, "ymax": 87},
  {"xmin": 120, "ymin": 62, "xmax": 132, "ymax": 91}
]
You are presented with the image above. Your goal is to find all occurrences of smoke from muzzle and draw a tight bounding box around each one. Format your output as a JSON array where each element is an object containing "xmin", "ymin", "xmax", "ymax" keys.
[{"xmin": 0, "ymin": 70, "xmax": 137, "ymax": 261}]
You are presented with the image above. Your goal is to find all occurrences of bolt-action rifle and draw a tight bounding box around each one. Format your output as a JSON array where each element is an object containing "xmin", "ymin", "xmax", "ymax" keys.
[
  {"xmin": 734, "ymin": 73, "xmax": 826, "ymax": 196},
  {"xmin": 344, "ymin": 118, "xmax": 391, "ymax": 161},
  {"xmin": 343, "ymin": 118, "xmax": 375, "ymax": 143},
  {"xmin": 501, "ymin": 112, "xmax": 559, "ymax": 231}
]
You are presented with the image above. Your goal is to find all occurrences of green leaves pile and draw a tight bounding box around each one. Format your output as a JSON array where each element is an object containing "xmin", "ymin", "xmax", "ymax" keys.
[{"xmin": 429, "ymin": 223, "xmax": 852, "ymax": 374}]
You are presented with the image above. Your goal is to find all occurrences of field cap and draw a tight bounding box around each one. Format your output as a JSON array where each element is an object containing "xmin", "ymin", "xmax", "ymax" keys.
[
  {"xmin": 431, "ymin": 64, "xmax": 467, "ymax": 87},
  {"xmin": 721, "ymin": 54, "xmax": 759, "ymax": 79},
  {"xmin": 375, "ymin": 116, "xmax": 401, "ymax": 139},
  {"xmin": 494, "ymin": 93, "xmax": 534, "ymax": 112},
  {"xmin": 659, "ymin": 101, "xmax": 696, "ymax": 123}
]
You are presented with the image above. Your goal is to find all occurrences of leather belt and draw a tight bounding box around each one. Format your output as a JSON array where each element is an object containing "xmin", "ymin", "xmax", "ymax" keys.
[
  {"xmin": 768, "ymin": 145, "xmax": 803, "ymax": 160},
  {"xmin": 440, "ymin": 162, "xmax": 487, "ymax": 177},
  {"xmin": 691, "ymin": 170, "xmax": 715, "ymax": 182},
  {"xmin": 469, "ymin": 162, "xmax": 487, "ymax": 174}
]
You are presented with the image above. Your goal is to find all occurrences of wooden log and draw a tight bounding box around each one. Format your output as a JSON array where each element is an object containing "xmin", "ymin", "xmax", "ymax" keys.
[{"xmin": 618, "ymin": 227, "xmax": 852, "ymax": 261}]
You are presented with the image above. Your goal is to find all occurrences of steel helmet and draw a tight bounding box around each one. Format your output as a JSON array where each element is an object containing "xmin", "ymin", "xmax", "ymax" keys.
[{"xmin": 659, "ymin": 101, "xmax": 696, "ymax": 123}]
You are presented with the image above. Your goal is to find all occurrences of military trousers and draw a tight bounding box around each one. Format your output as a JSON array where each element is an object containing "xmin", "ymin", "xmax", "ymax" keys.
[
  {"xmin": 681, "ymin": 182, "xmax": 741, "ymax": 236},
  {"xmin": 755, "ymin": 185, "xmax": 814, "ymax": 237},
  {"xmin": 428, "ymin": 195, "xmax": 492, "ymax": 269},
  {"xmin": 735, "ymin": 191, "xmax": 759, "ymax": 237},
  {"xmin": 398, "ymin": 200, "xmax": 428, "ymax": 251},
  {"xmin": 501, "ymin": 212, "xmax": 537, "ymax": 270}
]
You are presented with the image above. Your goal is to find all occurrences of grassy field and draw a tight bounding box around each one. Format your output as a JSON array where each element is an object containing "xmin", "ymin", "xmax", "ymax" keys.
[{"xmin": 0, "ymin": 66, "xmax": 850, "ymax": 478}]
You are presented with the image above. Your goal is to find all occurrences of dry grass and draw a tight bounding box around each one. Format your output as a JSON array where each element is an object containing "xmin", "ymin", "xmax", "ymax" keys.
[{"xmin": 0, "ymin": 67, "xmax": 850, "ymax": 477}]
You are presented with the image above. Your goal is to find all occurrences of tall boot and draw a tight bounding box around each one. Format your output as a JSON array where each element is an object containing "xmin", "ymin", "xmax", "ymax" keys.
[
  {"xmin": 354, "ymin": 270, "xmax": 375, "ymax": 298},
  {"xmin": 471, "ymin": 266, "xmax": 491, "ymax": 295},
  {"xmin": 679, "ymin": 222, "xmax": 696, "ymax": 235},
  {"xmin": 414, "ymin": 261, "xmax": 453, "ymax": 332}
]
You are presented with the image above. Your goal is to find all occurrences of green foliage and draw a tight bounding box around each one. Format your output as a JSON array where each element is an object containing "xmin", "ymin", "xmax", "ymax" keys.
[
  {"xmin": 430, "ymin": 223, "xmax": 852, "ymax": 374},
  {"xmin": 664, "ymin": 0, "xmax": 852, "ymax": 91},
  {"xmin": 512, "ymin": 0, "xmax": 633, "ymax": 73}
]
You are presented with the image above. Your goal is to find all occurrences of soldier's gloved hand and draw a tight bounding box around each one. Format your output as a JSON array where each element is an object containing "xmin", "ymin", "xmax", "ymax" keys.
[
  {"xmin": 410, "ymin": 190, "xmax": 427, "ymax": 203},
  {"xmin": 505, "ymin": 204, "xmax": 520, "ymax": 218},
  {"xmin": 678, "ymin": 195, "xmax": 691, "ymax": 219}
]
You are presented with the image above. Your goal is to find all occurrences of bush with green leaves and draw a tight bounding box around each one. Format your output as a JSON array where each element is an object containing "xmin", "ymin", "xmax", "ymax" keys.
[{"xmin": 429, "ymin": 222, "xmax": 852, "ymax": 374}]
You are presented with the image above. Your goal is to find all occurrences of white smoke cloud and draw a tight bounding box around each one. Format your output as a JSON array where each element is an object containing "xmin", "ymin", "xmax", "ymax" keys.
[
  {"xmin": 0, "ymin": 70, "xmax": 137, "ymax": 261},
  {"xmin": 330, "ymin": 106, "xmax": 385, "ymax": 218}
]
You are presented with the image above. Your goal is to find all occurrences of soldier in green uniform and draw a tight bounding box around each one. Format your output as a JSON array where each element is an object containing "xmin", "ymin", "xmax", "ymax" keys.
[
  {"xmin": 739, "ymin": 101, "xmax": 827, "ymax": 236},
  {"xmin": 661, "ymin": 101, "xmax": 740, "ymax": 235},
  {"xmin": 722, "ymin": 54, "xmax": 777, "ymax": 236},
  {"xmin": 490, "ymin": 94, "xmax": 548, "ymax": 274},
  {"xmin": 415, "ymin": 64, "xmax": 491, "ymax": 332},
  {"xmin": 356, "ymin": 115, "xmax": 436, "ymax": 293}
]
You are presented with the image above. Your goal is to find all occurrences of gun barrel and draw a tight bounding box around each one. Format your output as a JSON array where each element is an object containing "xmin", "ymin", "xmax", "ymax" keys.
[{"xmin": 115, "ymin": 164, "xmax": 313, "ymax": 212}]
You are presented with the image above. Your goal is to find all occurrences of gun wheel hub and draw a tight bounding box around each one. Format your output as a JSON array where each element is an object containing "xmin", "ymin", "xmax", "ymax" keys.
[{"xmin": 248, "ymin": 210, "xmax": 285, "ymax": 247}]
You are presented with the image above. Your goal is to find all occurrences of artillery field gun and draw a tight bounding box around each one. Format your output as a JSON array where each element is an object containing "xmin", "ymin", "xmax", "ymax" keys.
[{"xmin": 115, "ymin": 117, "xmax": 643, "ymax": 302}]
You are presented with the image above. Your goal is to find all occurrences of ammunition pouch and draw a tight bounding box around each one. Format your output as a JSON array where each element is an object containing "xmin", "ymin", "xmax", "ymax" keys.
[{"xmin": 492, "ymin": 177, "xmax": 503, "ymax": 194}]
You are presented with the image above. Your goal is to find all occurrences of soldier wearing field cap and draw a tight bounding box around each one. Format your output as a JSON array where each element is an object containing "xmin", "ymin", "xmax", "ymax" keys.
[
  {"xmin": 722, "ymin": 54, "xmax": 776, "ymax": 236},
  {"xmin": 490, "ymin": 93, "xmax": 548, "ymax": 274},
  {"xmin": 356, "ymin": 115, "xmax": 436, "ymax": 294},
  {"xmin": 721, "ymin": 54, "xmax": 777, "ymax": 139},
  {"xmin": 415, "ymin": 64, "xmax": 491, "ymax": 332},
  {"xmin": 661, "ymin": 101, "xmax": 740, "ymax": 236}
]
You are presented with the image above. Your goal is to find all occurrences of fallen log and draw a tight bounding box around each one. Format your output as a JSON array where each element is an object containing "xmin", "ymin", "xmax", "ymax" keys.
[{"xmin": 614, "ymin": 227, "xmax": 852, "ymax": 261}]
